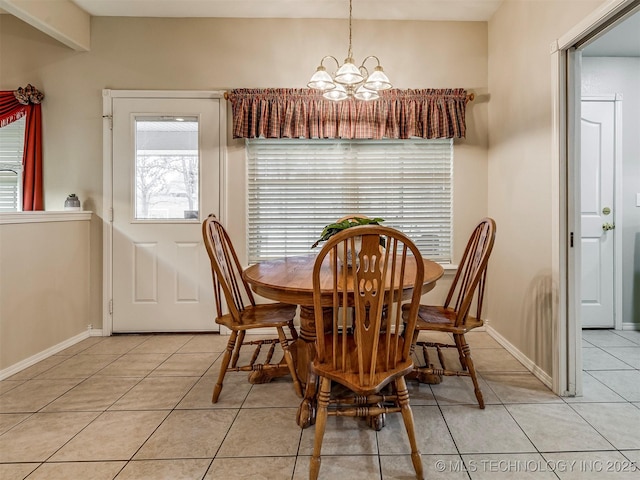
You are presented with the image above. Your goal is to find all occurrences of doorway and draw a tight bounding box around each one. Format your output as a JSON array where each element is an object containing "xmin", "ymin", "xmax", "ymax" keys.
[
  {"xmin": 103, "ymin": 90, "xmax": 226, "ymax": 334},
  {"xmin": 552, "ymin": 0, "xmax": 640, "ymax": 397}
]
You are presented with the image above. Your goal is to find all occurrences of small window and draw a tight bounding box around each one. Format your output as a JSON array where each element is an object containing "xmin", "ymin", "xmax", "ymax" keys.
[
  {"xmin": 134, "ymin": 116, "xmax": 199, "ymax": 220},
  {"xmin": 247, "ymin": 138, "xmax": 453, "ymax": 264},
  {"xmin": 0, "ymin": 116, "xmax": 25, "ymax": 212}
]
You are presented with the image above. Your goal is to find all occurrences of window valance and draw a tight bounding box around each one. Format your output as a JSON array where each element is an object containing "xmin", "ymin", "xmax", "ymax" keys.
[
  {"xmin": 228, "ymin": 88, "xmax": 468, "ymax": 140},
  {"xmin": 0, "ymin": 84, "xmax": 44, "ymax": 210}
]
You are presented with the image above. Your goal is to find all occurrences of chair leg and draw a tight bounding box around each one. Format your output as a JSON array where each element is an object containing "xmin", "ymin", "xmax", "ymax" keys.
[
  {"xmin": 287, "ymin": 319, "xmax": 299, "ymax": 341},
  {"xmin": 456, "ymin": 334, "xmax": 485, "ymax": 409},
  {"xmin": 453, "ymin": 334, "xmax": 466, "ymax": 371},
  {"xmin": 421, "ymin": 343, "xmax": 431, "ymax": 368},
  {"xmin": 212, "ymin": 331, "xmax": 237, "ymax": 403},
  {"xmin": 310, "ymin": 377, "xmax": 331, "ymax": 480},
  {"xmin": 231, "ymin": 330, "xmax": 246, "ymax": 368},
  {"xmin": 277, "ymin": 327, "xmax": 303, "ymax": 397},
  {"xmin": 297, "ymin": 370, "xmax": 318, "ymax": 428},
  {"xmin": 409, "ymin": 329, "xmax": 419, "ymax": 355},
  {"xmin": 396, "ymin": 376, "xmax": 424, "ymax": 480}
]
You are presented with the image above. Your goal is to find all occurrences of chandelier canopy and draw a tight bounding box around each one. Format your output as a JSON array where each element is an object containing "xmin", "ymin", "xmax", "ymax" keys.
[{"xmin": 307, "ymin": 0, "xmax": 392, "ymax": 101}]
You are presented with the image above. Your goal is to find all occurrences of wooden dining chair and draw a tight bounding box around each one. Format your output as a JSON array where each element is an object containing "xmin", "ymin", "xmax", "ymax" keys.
[
  {"xmin": 202, "ymin": 215, "xmax": 302, "ymax": 403},
  {"xmin": 309, "ymin": 225, "xmax": 425, "ymax": 480},
  {"xmin": 403, "ymin": 217, "xmax": 496, "ymax": 409}
]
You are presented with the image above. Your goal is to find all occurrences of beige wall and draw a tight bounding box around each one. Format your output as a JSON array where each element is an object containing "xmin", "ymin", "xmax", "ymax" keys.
[
  {"xmin": 0, "ymin": 218, "xmax": 90, "ymax": 371},
  {"xmin": 487, "ymin": 0, "xmax": 605, "ymax": 375},
  {"xmin": 0, "ymin": 15, "xmax": 489, "ymax": 331}
]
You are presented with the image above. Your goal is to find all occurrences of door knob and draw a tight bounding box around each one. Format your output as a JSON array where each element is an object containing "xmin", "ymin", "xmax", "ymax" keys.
[{"xmin": 602, "ymin": 222, "xmax": 615, "ymax": 231}]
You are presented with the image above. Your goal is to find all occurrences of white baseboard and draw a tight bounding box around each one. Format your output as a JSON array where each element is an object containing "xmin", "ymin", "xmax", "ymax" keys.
[
  {"xmin": 0, "ymin": 329, "xmax": 94, "ymax": 380},
  {"xmin": 485, "ymin": 323, "xmax": 553, "ymax": 389},
  {"xmin": 89, "ymin": 328, "xmax": 104, "ymax": 337},
  {"xmin": 622, "ymin": 322, "xmax": 640, "ymax": 331}
]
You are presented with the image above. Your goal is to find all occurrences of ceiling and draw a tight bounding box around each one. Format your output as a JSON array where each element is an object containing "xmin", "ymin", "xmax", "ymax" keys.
[{"xmin": 70, "ymin": 0, "xmax": 505, "ymax": 21}]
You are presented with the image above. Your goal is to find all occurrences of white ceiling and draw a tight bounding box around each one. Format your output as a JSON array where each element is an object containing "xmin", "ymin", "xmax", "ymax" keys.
[{"xmin": 70, "ymin": 0, "xmax": 505, "ymax": 21}]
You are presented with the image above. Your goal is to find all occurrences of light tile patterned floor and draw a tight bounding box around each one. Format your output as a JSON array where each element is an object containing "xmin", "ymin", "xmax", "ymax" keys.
[{"xmin": 0, "ymin": 330, "xmax": 639, "ymax": 479}]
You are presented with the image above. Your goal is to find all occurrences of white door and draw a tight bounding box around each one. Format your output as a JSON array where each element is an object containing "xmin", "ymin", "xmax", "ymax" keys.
[
  {"xmin": 580, "ymin": 99, "xmax": 616, "ymax": 328},
  {"xmin": 112, "ymin": 96, "xmax": 220, "ymax": 332}
]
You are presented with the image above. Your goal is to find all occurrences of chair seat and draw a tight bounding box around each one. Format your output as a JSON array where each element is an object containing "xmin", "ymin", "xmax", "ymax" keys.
[
  {"xmin": 216, "ymin": 302, "xmax": 297, "ymax": 331},
  {"xmin": 402, "ymin": 304, "xmax": 483, "ymax": 334},
  {"xmin": 311, "ymin": 333, "xmax": 414, "ymax": 395},
  {"xmin": 416, "ymin": 305, "xmax": 483, "ymax": 333}
]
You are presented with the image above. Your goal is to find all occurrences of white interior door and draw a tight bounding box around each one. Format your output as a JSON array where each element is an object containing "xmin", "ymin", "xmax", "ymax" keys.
[
  {"xmin": 580, "ymin": 99, "xmax": 616, "ymax": 328},
  {"xmin": 112, "ymin": 96, "xmax": 220, "ymax": 332}
]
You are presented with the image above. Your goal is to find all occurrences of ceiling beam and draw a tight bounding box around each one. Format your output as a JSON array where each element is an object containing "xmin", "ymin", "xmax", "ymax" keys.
[{"xmin": 0, "ymin": 0, "xmax": 90, "ymax": 51}]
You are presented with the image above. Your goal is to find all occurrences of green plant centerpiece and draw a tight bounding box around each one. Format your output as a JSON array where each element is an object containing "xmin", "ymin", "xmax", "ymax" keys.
[{"xmin": 311, "ymin": 217, "xmax": 385, "ymax": 249}]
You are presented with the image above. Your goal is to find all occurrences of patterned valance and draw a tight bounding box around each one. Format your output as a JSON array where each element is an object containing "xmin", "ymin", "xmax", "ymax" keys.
[
  {"xmin": 228, "ymin": 88, "xmax": 467, "ymax": 140},
  {"xmin": 0, "ymin": 84, "xmax": 44, "ymax": 128}
]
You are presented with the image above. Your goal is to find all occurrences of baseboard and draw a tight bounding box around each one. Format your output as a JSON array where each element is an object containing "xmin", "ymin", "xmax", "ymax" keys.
[
  {"xmin": 485, "ymin": 323, "xmax": 553, "ymax": 389},
  {"xmin": 622, "ymin": 322, "xmax": 640, "ymax": 331},
  {"xmin": 89, "ymin": 328, "xmax": 104, "ymax": 337},
  {"xmin": 0, "ymin": 329, "xmax": 95, "ymax": 380}
]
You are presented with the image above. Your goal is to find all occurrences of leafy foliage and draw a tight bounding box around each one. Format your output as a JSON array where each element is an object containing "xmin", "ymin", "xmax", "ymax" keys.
[{"xmin": 311, "ymin": 217, "xmax": 385, "ymax": 248}]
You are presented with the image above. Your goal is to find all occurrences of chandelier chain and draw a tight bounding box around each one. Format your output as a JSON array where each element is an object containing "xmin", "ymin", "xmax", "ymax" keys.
[{"xmin": 347, "ymin": 0, "xmax": 353, "ymax": 59}]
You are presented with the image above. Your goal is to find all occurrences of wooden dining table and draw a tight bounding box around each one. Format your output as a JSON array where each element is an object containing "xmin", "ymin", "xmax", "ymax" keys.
[{"xmin": 242, "ymin": 253, "xmax": 444, "ymax": 426}]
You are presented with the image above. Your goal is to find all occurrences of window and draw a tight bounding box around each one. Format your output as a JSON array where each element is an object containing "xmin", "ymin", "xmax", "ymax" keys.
[
  {"xmin": 247, "ymin": 139, "xmax": 452, "ymax": 264},
  {"xmin": 134, "ymin": 116, "xmax": 199, "ymax": 220},
  {"xmin": 0, "ymin": 116, "xmax": 25, "ymax": 212}
]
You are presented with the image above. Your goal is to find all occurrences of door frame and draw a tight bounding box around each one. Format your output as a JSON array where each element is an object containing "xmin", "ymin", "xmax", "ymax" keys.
[
  {"xmin": 581, "ymin": 94, "xmax": 623, "ymax": 330},
  {"xmin": 550, "ymin": 0, "xmax": 637, "ymax": 396},
  {"xmin": 102, "ymin": 90, "xmax": 228, "ymax": 336}
]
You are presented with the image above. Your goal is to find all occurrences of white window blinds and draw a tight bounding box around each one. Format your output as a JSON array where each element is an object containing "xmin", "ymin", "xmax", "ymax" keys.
[
  {"xmin": 246, "ymin": 139, "xmax": 453, "ymax": 264},
  {"xmin": 0, "ymin": 116, "xmax": 25, "ymax": 212}
]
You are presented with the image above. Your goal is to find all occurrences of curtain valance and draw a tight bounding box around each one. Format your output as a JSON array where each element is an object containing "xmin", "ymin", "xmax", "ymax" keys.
[
  {"xmin": 0, "ymin": 84, "xmax": 44, "ymax": 210},
  {"xmin": 0, "ymin": 84, "xmax": 44, "ymax": 127},
  {"xmin": 228, "ymin": 88, "xmax": 467, "ymax": 140}
]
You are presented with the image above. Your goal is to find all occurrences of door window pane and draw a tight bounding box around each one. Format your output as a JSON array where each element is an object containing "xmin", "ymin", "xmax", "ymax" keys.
[{"xmin": 134, "ymin": 116, "xmax": 199, "ymax": 220}]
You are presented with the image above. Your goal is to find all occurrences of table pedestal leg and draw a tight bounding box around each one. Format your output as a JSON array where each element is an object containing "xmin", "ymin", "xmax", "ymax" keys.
[{"xmin": 247, "ymin": 306, "xmax": 331, "ymax": 398}]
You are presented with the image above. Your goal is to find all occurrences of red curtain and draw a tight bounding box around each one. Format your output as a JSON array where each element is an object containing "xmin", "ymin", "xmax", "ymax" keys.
[
  {"xmin": 228, "ymin": 88, "xmax": 468, "ymax": 140},
  {"xmin": 0, "ymin": 85, "xmax": 44, "ymax": 210}
]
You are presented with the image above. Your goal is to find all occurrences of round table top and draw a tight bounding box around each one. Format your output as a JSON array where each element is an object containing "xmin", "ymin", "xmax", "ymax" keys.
[{"xmin": 243, "ymin": 254, "xmax": 444, "ymax": 307}]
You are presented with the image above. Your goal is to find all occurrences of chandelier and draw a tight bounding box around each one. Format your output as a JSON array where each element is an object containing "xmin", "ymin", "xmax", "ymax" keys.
[{"xmin": 307, "ymin": 0, "xmax": 392, "ymax": 101}]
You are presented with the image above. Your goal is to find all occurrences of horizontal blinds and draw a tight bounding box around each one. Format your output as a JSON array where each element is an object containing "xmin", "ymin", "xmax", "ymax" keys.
[
  {"xmin": 247, "ymin": 139, "xmax": 452, "ymax": 264},
  {"xmin": 0, "ymin": 117, "xmax": 25, "ymax": 212},
  {"xmin": 0, "ymin": 172, "xmax": 19, "ymax": 212}
]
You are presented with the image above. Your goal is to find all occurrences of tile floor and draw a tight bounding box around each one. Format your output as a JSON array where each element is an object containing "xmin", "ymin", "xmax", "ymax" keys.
[{"xmin": 0, "ymin": 329, "xmax": 639, "ymax": 479}]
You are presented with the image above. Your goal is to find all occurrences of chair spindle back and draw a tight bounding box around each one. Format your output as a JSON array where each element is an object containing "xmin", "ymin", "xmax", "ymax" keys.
[
  {"xmin": 444, "ymin": 218, "xmax": 496, "ymax": 327},
  {"xmin": 313, "ymin": 225, "xmax": 424, "ymax": 388},
  {"xmin": 202, "ymin": 215, "xmax": 255, "ymax": 322}
]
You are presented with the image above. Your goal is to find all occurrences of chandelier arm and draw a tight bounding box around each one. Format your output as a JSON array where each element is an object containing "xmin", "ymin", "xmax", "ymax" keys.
[
  {"xmin": 360, "ymin": 55, "xmax": 382, "ymax": 68},
  {"xmin": 320, "ymin": 55, "xmax": 341, "ymax": 71}
]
